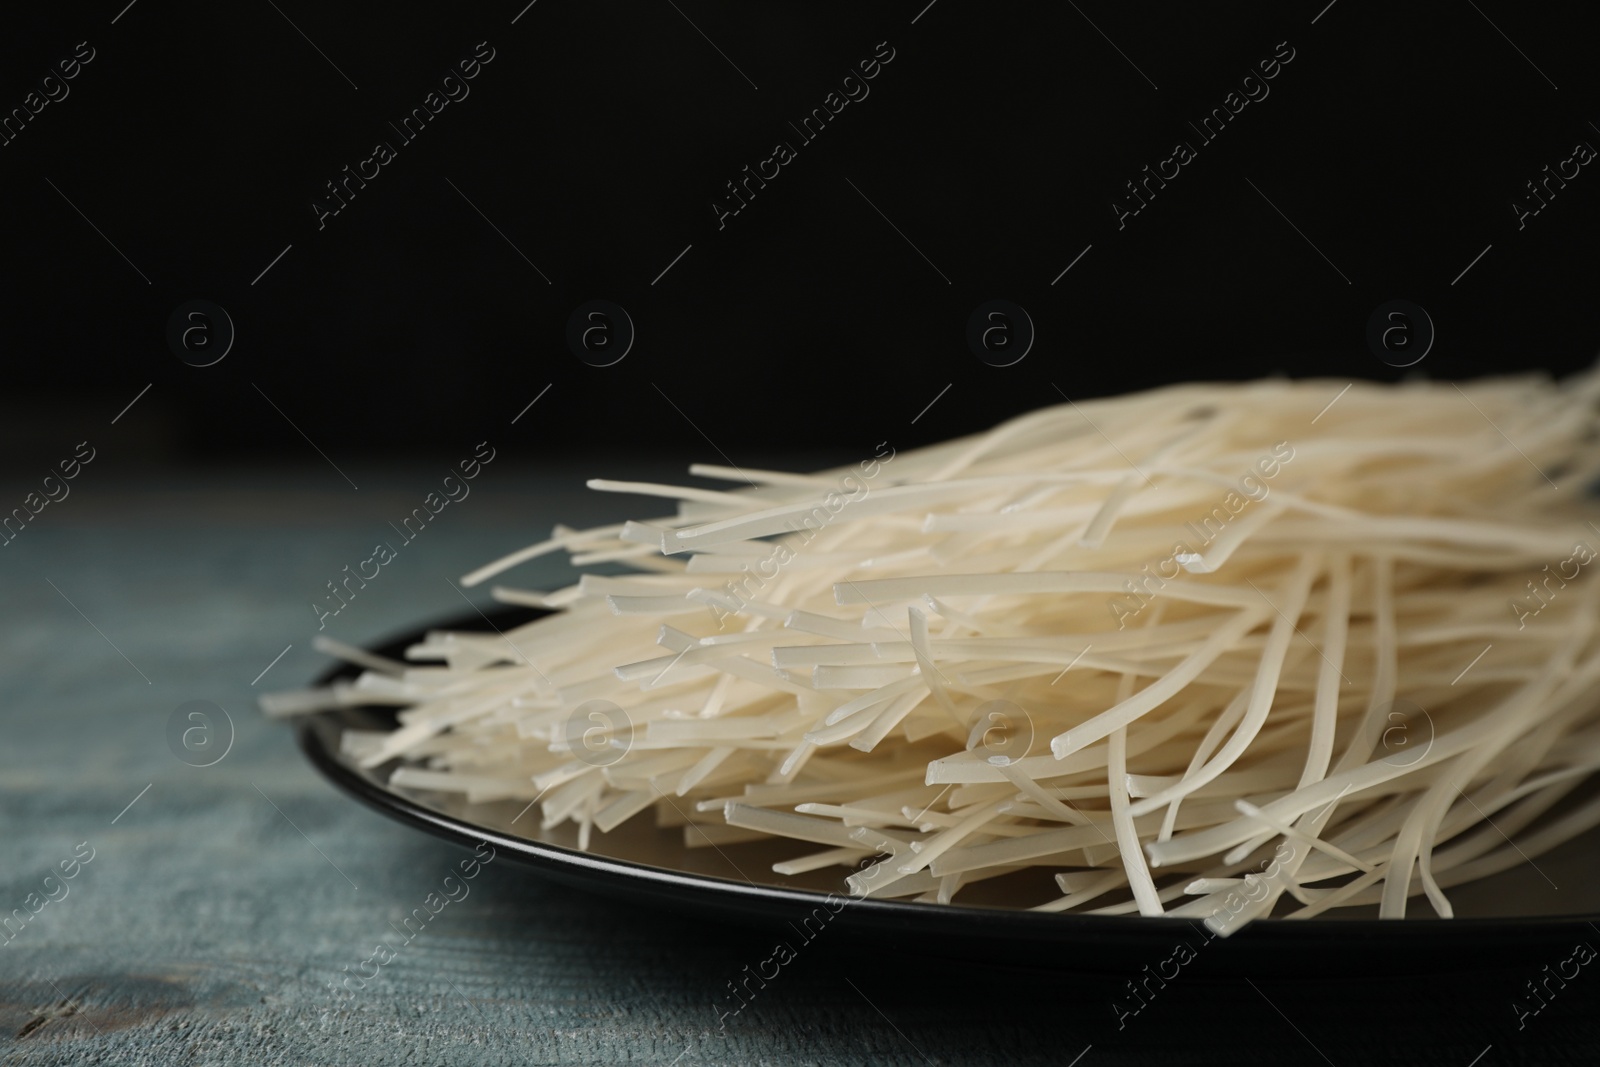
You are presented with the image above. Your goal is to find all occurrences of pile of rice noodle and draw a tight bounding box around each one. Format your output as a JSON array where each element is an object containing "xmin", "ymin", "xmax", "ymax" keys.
[{"xmin": 265, "ymin": 371, "xmax": 1600, "ymax": 930}]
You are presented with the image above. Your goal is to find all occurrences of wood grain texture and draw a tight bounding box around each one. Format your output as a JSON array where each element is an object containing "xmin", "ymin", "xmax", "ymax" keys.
[{"xmin": 1, "ymin": 471, "xmax": 1596, "ymax": 1066}]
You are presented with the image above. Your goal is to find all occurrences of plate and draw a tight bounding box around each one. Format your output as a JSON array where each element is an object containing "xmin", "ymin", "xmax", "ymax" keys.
[{"xmin": 297, "ymin": 608, "xmax": 1600, "ymax": 974}]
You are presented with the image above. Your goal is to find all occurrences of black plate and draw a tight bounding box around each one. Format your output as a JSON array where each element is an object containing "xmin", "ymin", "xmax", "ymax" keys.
[{"xmin": 297, "ymin": 608, "xmax": 1600, "ymax": 974}]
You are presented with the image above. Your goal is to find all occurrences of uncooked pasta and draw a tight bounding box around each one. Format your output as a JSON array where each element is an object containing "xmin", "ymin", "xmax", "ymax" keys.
[{"xmin": 265, "ymin": 371, "xmax": 1600, "ymax": 930}]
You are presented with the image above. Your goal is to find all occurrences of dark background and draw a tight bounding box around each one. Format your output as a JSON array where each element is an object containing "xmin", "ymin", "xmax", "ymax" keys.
[{"xmin": 2, "ymin": 0, "xmax": 1596, "ymax": 476}]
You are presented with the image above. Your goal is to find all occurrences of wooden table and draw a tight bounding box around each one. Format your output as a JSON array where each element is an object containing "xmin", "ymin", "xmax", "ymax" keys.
[{"xmin": 2, "ymin": 468, "xmax": 1595, "ymax": 1065}]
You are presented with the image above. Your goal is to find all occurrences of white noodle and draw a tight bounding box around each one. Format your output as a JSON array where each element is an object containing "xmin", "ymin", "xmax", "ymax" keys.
[{"xmin": 267, "ymin": 370, "xmax": 1600, "ymax": 928}]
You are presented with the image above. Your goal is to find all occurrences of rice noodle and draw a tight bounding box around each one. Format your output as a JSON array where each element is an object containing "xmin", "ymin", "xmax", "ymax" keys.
[{"xmin": 268, "ymin": 371, "xmax": 1600, "ymax": 929}]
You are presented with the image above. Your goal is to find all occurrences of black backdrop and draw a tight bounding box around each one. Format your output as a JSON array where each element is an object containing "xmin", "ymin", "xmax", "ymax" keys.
[{"xmin": 3, "ymin": 1, "xmax": 1597, "ymax": 469}]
